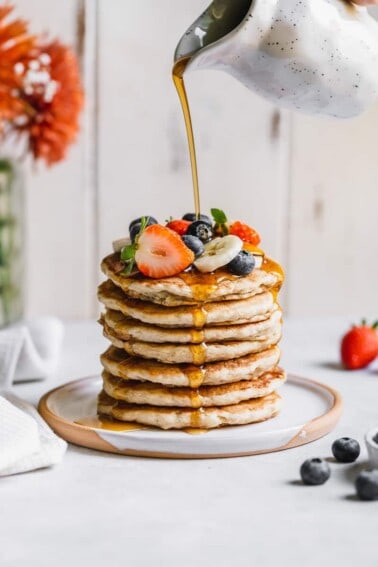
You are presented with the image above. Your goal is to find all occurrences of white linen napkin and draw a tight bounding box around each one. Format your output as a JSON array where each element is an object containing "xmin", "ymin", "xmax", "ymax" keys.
[
  {"xmin": 0, "ymin": 317, "xmax": 67, "ymax": 476},
  {"xmin": 0, "ymin": 317, "xmax": 64, "ymax": 388},
  {"xmin": 0, "ymin": 391, "xmax": 67, "ymax": 476}
]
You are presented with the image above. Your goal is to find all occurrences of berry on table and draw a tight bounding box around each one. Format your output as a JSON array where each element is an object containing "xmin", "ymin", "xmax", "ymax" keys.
[
  {"xmin": 229, "ymin": 221, "xmax": 261, "ymax": 246},
  {"xmin": 340, "ymin": 321, "xmax": 378, "ymax": 370},
  {"xmin": 227, "ymin": 250, "xmax": 255, "ymax": 276},
  {"xmin": 187, "ymin": 220, "xmax": 213, "ymax": 243},
  {"xmin": 355, "ymin": 470, "xmax": 378, "ymax": 501},
  {"xmin": 181, "ymin": 235, "xmax": 204, "ymax": 258},
  {"xmin": 300, "ymin": 458, "xmax": 331, "ymax": 485},
  {"xmin": 135, "ymin": 224, "xmax": 194, "ymax": 278},
  {"xmin": 332, "ymin": 437, "xmax": 360, "ymax": 463},
  {"xmin": 182, "ymin": 213, "xmax": 211, "ymax": 224}
]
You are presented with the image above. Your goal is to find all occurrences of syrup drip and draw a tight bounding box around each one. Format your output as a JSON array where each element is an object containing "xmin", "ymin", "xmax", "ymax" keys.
[
  {"xmin": 179, "ymin": 270, "xmax": 220, "ymax": 302},
  {"xmin": 190, "ymin": 343, "xmax": 207, "ymax": 365},
  {"xmin": 261, "ymin": 257, "xmax": 285, "ymax": 282},
  {"xmin": 189, "ymin": 388, "xmax": 202, "ymax": 409},
  {"xmin": 190, "ymin": 408, "xmax": 204, "ymax": 429},
  {"xmin": 192, "ymin": 307, "xmax": 207, "ymax": 328},
  {"xmin": 190, "ymin": 329, "xmax": 204, "ymax": 343},
  {"xmin": 184, "ymin": 365, "xmax": 205, "ymax": 388}
]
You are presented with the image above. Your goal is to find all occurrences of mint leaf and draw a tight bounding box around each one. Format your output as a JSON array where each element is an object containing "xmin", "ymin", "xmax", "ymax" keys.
[
  {"xmin": 121, "ymin": 243, "xmax": 137, "ymax": 261},
  {"xmin": 121, "ymin": 259, "xmax": 136, "ymax": 275},
  {"xmin": 211, "ymin": 208, "xmax": 228, "ymax": 224}
]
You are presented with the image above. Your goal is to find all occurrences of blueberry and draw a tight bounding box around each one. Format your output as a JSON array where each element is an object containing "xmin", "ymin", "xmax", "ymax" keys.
[
  {"xmin": 130, "ymin": 223, "xmax": 142, "ymax": 243},
  {"xmin": 332, "ymin": 437, "xmax": 360, "ymax": 463},
  {"xmin": 182, "ymin": 213, "xmax": 212, "ymax": 224},
  {"xmin": 227, "ymin": 250, "xmax": 255, "ymax": 276},
  {"xmin": 300, "ymin": 458, "xmax": 331, "ymax": 485},
  {"xmin": 187, "ymin": 220, "xmax": 213, "ymax": 243},
  {"xmin": 181, "ymin": 235, "xmax": 204, "ymax": 258},
  {"xmin": 355, "ymin": 470, "xmax": 378, "ymax": 501},
  {"xmin": 129, "ymin": 216, "xmax": 158, "ymax": 233}
]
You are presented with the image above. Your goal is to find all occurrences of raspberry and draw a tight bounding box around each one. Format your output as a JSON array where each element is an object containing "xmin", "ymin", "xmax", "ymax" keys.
[{"xmin": 229, "ymin": 221, "xmax": 261, "ymax": 245}]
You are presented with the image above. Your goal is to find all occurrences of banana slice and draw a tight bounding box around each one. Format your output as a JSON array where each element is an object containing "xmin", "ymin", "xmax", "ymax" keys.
[
  {"xmin": 113, "ymin": 237, "xmax": 131, "ymax": 253},
  {"xmin": 194, "ymin": 235, "xmax": 242, "ymax": 273}
]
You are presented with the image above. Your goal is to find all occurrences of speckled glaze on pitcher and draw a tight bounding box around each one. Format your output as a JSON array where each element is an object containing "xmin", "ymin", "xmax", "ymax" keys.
[{"xmin": 175, "ymin": 0, "xmax": 378, "ymax": 118}]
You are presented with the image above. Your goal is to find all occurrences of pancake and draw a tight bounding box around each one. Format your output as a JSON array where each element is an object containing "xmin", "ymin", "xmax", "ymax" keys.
[
  {"xmin": 98, "ymin": 390, "xmax": 282, "ymax": 430},
  {"xmin": 102, "ymin": 308, "xmax": 282, "ymax": 344},
  {"xmin": 102, "ymin": 368, "xmax": 286, "ymax": 408},
  {"xmin": 98, "ymin": 280, "xmax": 277, "ymax": 328},
  {"xmin": 102, "ymin": 322, "xmax": 281, "ymax": 364},
  {"xmin": 101, "ymin": 253, "xmax": 283, "ymax": 306},
  {"xmin": 100, "ymin": 345, "xmax": 281, "ymax": 386}
]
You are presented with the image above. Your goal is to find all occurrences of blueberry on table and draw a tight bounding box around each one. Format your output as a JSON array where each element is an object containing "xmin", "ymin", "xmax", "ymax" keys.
[
  {"xmin": 181, "ymin": 235, "xmax": 204, "ymax": 258},
  {"xmin": 182, "ymin": 213, "xmax": 212, "ymax": 224},
  {"xmin": 227, "ymin": 250, "xmax": 255, "ymax": 276},
  {"xmin": 187, "ymin": 220, "xmax": 213, "ymax": 243},
  {"xmin": 129, "ymin": 216, "xmax": 158, "ymax": 233},
  {"xmin": 332, "ymin": 437, "xmax": 360, "ymax": 463},
  {"xmin": 355, "ymin": 470, "xmax": 378, "ymax": 501},
  {"xmin": 300, "ymin": 458, "xmax": 331, "ymax": 485}
]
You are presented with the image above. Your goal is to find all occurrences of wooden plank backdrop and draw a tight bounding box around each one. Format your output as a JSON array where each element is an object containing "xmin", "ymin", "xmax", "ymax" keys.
[{"xmin": 8, "ymin": 0, "xmax": 378, "ymax": 318}]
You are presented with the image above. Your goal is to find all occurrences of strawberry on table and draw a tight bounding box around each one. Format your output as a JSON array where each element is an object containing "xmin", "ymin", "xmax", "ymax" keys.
[
  {"xmin": 165, "ymin": 219, "xmax": 191, "ymax": 236},
  {"xmin": 135, "ymin": 224, "xmax": 194, "ymax": 278},
  {"xmin": 340, "ymin": 321, "xmax": 378, "ymax": 370}
]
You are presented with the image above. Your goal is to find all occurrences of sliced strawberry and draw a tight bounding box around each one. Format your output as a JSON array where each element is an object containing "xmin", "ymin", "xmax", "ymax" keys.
[
  {"xmin": 166, "ymin": 219, "xmax": 191, "ymax": 236},
  {"xmin": 135, "ymin": 224, "xmax": 194, "ymax": 278},
  {"xmin": 229, "ymin": 221, "xmax": 261, "ymax": 246}
]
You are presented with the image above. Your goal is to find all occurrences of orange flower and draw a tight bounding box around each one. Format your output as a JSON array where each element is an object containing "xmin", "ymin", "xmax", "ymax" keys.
[
  {"xmin": 0, "ymin": 5, "xmax": 84, "ymax": 165},
  {"xmin": 0, "ymin": 5, "xmax": 37, "ymax": 126},
  {"xmin": 15, "ymin": 41, "xmax": 84, "ymax": 165}
]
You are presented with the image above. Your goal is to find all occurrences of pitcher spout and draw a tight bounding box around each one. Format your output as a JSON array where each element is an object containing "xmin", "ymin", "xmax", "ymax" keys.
[{"xmin": 174, "ymin": 0, "xmax": 252, "ymax": 62}]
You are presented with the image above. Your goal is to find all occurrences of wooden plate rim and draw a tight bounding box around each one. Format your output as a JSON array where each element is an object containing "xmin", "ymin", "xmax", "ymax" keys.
[{"xmin": 38, "ymin": 374, "xmax": 343, "ymax": 459}]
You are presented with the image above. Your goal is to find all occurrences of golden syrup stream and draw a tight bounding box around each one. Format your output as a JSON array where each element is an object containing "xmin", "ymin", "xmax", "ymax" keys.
[{"xmin": 172, "ymin": 57, "xmax": 201, "ymax": 218}]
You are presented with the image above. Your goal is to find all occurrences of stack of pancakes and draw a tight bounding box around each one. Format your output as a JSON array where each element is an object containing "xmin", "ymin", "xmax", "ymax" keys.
[{"xmin": 97, "ymin": 253, "xmax": 285, "ymax": 430}]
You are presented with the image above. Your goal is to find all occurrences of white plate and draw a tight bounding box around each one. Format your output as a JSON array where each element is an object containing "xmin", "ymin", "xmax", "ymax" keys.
[{"xmin": 39, "ymin": 375, "xmax": 342, "ymax": 459}]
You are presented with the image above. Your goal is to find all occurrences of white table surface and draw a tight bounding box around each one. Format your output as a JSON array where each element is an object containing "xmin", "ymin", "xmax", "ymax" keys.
[{"xmin": 1, "ymin": 318, "xmax": 377, "ymax": 567}]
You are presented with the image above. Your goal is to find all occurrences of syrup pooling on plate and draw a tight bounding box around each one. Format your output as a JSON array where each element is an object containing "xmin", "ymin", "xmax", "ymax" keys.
[{"xmin": 75, "ymin": 416, "xmax": 148, "ymax": 432}]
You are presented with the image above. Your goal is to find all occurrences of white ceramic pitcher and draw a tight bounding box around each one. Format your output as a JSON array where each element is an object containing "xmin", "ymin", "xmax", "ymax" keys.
[{"xmin": 174, "ymin": 0, "xmax": 378, "ymax": 118}]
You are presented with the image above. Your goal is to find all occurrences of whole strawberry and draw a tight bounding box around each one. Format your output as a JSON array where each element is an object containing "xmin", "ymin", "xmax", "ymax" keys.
[{"xmin": 341, "ymin": 321, "xmax": 378, "ymax": 370}]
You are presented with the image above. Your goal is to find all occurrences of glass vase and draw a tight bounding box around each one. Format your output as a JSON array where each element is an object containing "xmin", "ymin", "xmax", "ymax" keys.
[{"xmin": 0, "ymin": 158, "xmax": 24, "ymax": 328}]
